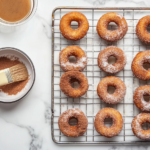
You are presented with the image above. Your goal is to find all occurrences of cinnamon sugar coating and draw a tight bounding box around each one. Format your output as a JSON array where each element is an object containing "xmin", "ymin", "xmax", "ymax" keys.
[
  {"xmin": 134, "ymin": 85, "xmax": 150, "ymax": 112},
  {"xmin": 97, "ymin": 76, "xmax": 126, "ymax": 104},
  {"xmin": 59, "ymin": 46, "xmax": 87, "ymax": 72},
  {"xmin": 60, "ymin": 11, "xmax": 89, "ymax": 40},
  {"xmin": 60, "ymin": 71, "xmax": 89, "ymax": 98},
  {"xmin": 131, "ymin": 51, "xmax": 150, "ymax": 80},
  {"xmin": 132, "ymin": 113, "xmax": 150, "ymax": 140},
  {"xmin": 97, "ymin": 46, "xmax": 126, "ymax": 74},
  {"xmin": 97, "ymin": 12, "xmax": 128, "ymax": 42},
  {"xmin": 58, "ymin": 108, "xmax": 88, "ymax": 137},
  {"xmin": 136, "ymin": 16, "xmax": 150, "ymax": 44},
  {"xmin": 94, "ymin": 108, "xmax": 123, "ymax": 138}
]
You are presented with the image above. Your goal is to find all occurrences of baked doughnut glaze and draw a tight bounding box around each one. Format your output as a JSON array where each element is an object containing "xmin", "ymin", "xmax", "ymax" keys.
[
  {"xmin": 131, "ymin": 51, "xmax": 150, "ymax": 80},
  {"xmin": 97, "ymin": 76, "xmax": 126, "ymax": 104},
  {"xmin": 60, "ymin": 11, "xmax": 89, "ymax": 40},
  {"xmin": 94, "ymin": 108, "xmax": 123, "ymax": 138},
  {"xmin": 60, "ymin": 71, "xmax": 89, "ymax": 98},
  {"xmin": 59, "ymin": 46, "xmax": 87, "ymax": 72},
  {"xmin": 134, "ymin": 85, "xmax": 150, "ymax": 111},
  {"xmin": 98, "ymin": 46, "xmax": 126, "ymax": 74},
  {"xmin": 97, "ymin": 12, "xmax": 128, "ymax": 42},
  {"xmin": 136, "ymin": 16, "xmax": 150, "ymax": 44},
  {"xmin": 58, "ymin": 108, "xmax": 88, "ymax": 137},
  {"xmin": 132, "ymin": 113, "xmax": 150, "ymax": 140}
]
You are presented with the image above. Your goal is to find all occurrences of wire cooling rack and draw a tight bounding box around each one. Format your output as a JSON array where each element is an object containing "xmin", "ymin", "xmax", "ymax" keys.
[{"xmin": 51, "ymin": 7, "xmax": 150, "ymax": 145}]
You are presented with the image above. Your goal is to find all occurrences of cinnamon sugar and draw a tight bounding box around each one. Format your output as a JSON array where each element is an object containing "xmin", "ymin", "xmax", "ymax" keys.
[{"xmin": 0, "ymin": 56, "xmax": 29, "ymax": 95}]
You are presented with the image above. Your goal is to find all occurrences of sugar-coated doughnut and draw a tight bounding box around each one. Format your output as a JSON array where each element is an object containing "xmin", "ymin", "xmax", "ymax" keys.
[
  {"xmin": 97, "ymin": 12, "xmax": 128, "ymax": 42},
  {"xmin": 58, "ymin": 108, "xmax": 88, "ymax": 137},
  {"xmin": 97, "ymin": 76, "xmax": 126, "ymax": 104},
  {"xmin": 132, "ymin": 113, "xmax": 150, "ymax": 140},
  {"xmin": 60, "ymin": 71, "xmax": 89, "ymax": 98},
  {"xmin": 60, "ymin": 11, "xmax": 89, "ymax": 40},
  {"xmin": 98, "ymin": 46, "xmax": 126, "ymax": 74},
  {"xmin": 131, "ymin": 51, "xmax": 150, "ymax": 80},
  {"xmin": 136, "ymin": 16, "xmax": 150, "ymax": 44},
  {"xmin": 134, "ymin": 85, "xmax": 150, "ymax": 112},
  {"xmin": 59, "ymin": 46, "xmax": 87, "ymax": 72},
  {"xmin": 94, "ymin": 108, "xmax": 123, "ymax": 138}
]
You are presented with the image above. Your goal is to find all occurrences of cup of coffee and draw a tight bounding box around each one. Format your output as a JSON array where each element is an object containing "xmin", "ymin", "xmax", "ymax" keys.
[{"xmin": 0, "ymin": 0, "xmax": 38, "ymax": 33}]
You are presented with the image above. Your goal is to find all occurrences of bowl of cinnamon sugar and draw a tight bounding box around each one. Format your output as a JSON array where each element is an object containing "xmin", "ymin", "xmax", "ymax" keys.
[{"xmin": 0, "ymin": 47, "xmax": 35, "ymax": 103}]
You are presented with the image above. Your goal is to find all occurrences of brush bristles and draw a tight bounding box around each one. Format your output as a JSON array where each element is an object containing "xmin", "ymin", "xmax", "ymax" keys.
[{"xmin": 9, "ymin": 63, "xmax": 28, "ymax": 82}]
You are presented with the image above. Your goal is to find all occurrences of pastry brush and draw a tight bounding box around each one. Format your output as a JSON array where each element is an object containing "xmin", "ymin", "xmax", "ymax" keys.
[{"xmin": 0, "ymin": 63, "xmax": 28, "ymax": 86}]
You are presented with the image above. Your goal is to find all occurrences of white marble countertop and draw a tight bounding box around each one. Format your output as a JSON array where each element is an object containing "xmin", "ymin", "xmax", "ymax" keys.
[{"xmin": 0, "ymin": 0, "xmax": 150, "ymax": 150}]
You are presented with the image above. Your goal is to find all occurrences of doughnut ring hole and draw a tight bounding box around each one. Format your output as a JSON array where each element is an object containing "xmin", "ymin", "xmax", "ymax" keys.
[
  {"xmin": 71, "ymin": 21, "xmax": 79, "ymax": 29},
  {"xmin": 107, "ymin": 22, "xmax": 118, "ymax": 31},
  {"xmin": 143, "ymin": 94, "xmax": 150, "ymax": 102},
  {"xmin": 141, "ymin": 122, "xmax": 150, "ymax": 131},
  {"xmin": 147, "ymin": 25, "xmax": 150, "ymax": 33},
  {"xmin": 69, "ymin": 56, "xmax": 77, "ymax": 63},
  {"xmin": 107, "ymin": 85, "xmax": 116, "ymax": 94},
  {"xmin": 143, "ymin": 62, "xmax": 150, "ymax": 70},
  {"xmin": 69, "ymin": 117, "xmax": 78, "ymax": 126},
  {"xmin": 104, "ymin": 117, "xmax": 113, "ymax": 127},
  {"xmin": 108, "ymin": 56, "xmax": 117, "ymax": 65},
  {"xmin": 70, "ymin": 78, "xmax": 80, "ymax": 89}
]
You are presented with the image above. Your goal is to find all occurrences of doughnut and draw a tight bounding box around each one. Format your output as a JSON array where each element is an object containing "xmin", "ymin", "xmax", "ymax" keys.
[
  {"xmin": 94, "ymin": 108, "xmax": 123, "ymax": 138},
  {"xmin": 97, "ymin": 12, "xmax": 128, "ymax": 42},
  {"xmin": 131, "ymin": 51, "xmax": 150, "ymax": 80},
  {"xmin": 136, "ymin": 16, "xmax": 150, "ymax": 44},
  {"xmin": 60, "ymin": 11, "xmax": 89, "ymax": 40},
  {"xmin": 60, "ymin": 71, "xmax": 89, "ymax": 98},
  {"xmin": 97, "ymin": 76, "xmax": 126, "ymax": 104},
  {"xmin": 58, "ymin": 108, "xmax": 88, "ymax": 137},
  {"xmin": 97, "ymin": 46, "xmax": 126, "ymax": 74},
  {"xmin": 59, "ymin": 46, "xmax": 87, "ymax": 72},
  {"xmin": 134, "ymin": 85, "xmax": 150, "ymax": 111},
  {"xmin": 132, "ymin": 113, "xmax": 150, "ymax": 140}
]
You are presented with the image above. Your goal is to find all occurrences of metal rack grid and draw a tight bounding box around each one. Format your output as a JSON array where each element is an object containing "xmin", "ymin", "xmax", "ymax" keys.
[{"xmin": 51, "ymin": 7, "xmax": 150, "ymax": 145}]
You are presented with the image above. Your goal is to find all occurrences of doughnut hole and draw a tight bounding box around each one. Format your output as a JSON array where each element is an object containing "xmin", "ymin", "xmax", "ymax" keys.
[
  {"xmin": 143, "ymin": 94, "xmax": 150, "ymax": 102},
  {"xmin": 70, "ymin": 78, "xmax": 80, "ymax": 89},
  {"xmin": 141, "ymin": 122, "xmax": 150, "ymax": 131},
  {"xmin": 147, "ymin": 25, "xmax": 150, "ymax": 33},
  {"xmin": 107, "ymin": 85, "xmax": 116, "ymax": 94},
  {"xmin": 108, "ymin": 56, "xmax": 117, "ymax": 65},
  {"xmin": 69, "ymin": 56, "xmax": 77, "ymax": 63},
  {"xmin": 69, "ymin": 117, "xmax": 78, "ymax": 126},
  {"xmin": 107, "ymin": 22, "xmax": 118, "ymax": 31},
  {"xmin": 71, "ymin": 21, "xmax": 79, "ymax": 29},
  {"xmin": 104, "ymin": 117, "xmax": 113, "ymax": 127},
  {"xmin": 143, "ymin": 62, "xmax": 150, "ymax": 70}
]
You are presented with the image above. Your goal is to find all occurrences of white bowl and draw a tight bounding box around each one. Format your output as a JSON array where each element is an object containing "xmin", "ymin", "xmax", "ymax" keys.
[
  {"xmin": 0, "ymin": 47, "xmax": 35, "ymax": 103},
  {"xmin": 0, "ymin": 0, "xmax": 38, "ymax": 33}
]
